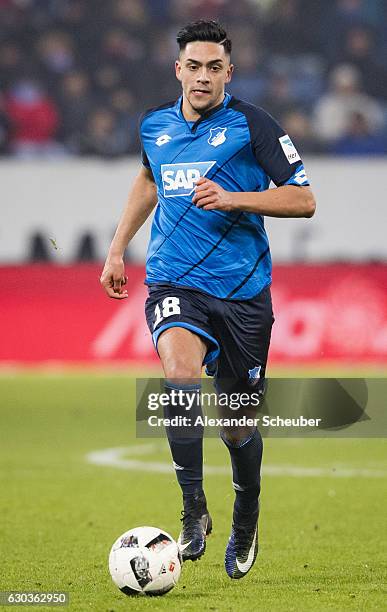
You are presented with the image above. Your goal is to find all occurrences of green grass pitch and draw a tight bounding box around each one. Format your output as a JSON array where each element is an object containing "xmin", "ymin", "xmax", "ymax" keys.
[{"xmin": 0, "ymin": 372, "xmax": 386, "ymax": 611}]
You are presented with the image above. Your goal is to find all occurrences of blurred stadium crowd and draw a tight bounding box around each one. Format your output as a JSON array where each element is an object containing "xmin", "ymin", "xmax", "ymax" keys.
[{"xmin": 1, "ymin": 0, "xmax": 387, "ymax": 158}]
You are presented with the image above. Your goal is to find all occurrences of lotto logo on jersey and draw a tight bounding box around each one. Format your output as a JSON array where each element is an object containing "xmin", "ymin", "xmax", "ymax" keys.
[
  {"xmin": 161, "ymin": 161, "xmax": 216, "ymax": 197},
  {"xmin": 293, "ymin": 166, "xmax": 309, "ymax": 185},
  {"xmin": 279, "ymin": 134, "xmax": 301, "ymax": 164}
]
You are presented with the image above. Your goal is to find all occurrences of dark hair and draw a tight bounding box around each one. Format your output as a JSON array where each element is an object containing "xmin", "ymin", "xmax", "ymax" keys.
[{"xmin": 176, "ymin": 20, "xmax": 232, "ymax": 56}]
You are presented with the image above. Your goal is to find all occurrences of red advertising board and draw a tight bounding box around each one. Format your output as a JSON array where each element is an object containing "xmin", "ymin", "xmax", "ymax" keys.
[{"xmin": 1, "ymin": 264, "xmax": 387, "ymax": 365}]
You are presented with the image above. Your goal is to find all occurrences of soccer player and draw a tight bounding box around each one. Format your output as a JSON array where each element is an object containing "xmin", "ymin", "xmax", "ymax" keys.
[{"xmin": 101, "ymin": 20, "xmax": 315, "ymax": 579}]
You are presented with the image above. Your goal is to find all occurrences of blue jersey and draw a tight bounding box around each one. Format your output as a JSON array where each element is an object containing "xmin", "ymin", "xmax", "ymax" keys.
[{"xmin": 140, "ymin": 93, "xmax": 309, "ymax": 300}]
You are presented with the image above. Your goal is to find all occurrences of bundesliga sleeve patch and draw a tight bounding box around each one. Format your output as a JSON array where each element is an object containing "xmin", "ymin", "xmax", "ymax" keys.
[{"xmin": 279, "ymin": 134, "xmax": 301, "ymax": 164}]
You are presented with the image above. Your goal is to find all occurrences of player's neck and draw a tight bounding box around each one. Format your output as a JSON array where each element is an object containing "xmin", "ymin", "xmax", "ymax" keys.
[{"xmin": 181, "ymin": 93, "xmax": 225, "ymax": 122}]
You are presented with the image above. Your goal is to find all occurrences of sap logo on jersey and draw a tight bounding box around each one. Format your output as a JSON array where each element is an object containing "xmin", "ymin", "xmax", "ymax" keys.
[{"xmin": 161, "ymin": 161, "xmax": 216, "ymax": 197}]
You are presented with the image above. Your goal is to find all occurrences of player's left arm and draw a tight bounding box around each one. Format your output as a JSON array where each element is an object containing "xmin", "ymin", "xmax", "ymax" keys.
[
  {"xmin": 193, "ymin": 106, "xmax": 316, "ymax": 217},
  {"xmin": 192, "ymin": 180, "xmax": 315, "ymax": 217}
]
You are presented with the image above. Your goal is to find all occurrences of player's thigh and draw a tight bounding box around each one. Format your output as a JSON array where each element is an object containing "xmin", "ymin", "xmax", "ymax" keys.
[
  {"xmin": 213, "ymin": 286, "xmax": 274, "ymax": 392},
  {"xmin": 157, "ymin": 326, "xmax": 207, "ymax": 379},
  {"xmin": 145, "ymin": 285, "xmax": 219, "ymax": 380},
  {"xmin": 212, "ymin": 288, "xmax": 273, "ymax": 442}
]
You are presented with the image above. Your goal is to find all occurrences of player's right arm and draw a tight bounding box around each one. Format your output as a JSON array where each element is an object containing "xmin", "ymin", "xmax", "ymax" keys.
[{"xmin": 100, "ymin": 166, "xmax": 157, "ymax": 299}]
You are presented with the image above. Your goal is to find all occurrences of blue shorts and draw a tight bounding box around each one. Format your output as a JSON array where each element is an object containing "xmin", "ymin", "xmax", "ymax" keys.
[{"xmin": 145, "ymin": 284, "xmax": 274, "ymax": 394}]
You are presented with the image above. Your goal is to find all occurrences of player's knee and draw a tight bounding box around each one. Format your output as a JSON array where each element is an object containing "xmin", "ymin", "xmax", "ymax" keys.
[
  {"xmin": 221, "ymin": 429, "xmax": 239, "ymax": 446},
  {"xmin": 221, "ymin": 425, "xmax": 256, "ymax": 447},
  {"xmin": 163, "ymin": 361, "xmax": 201, "ymax": 382}
]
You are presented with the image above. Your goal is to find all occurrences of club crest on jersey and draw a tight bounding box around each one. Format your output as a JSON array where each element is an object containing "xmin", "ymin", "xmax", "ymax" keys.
[
  {"xmin": 161, "ymin": 161, "xmax": 216, "ymax": 197},
  {"xmin": 208, "ymin": 127, "xmax": 227, "ymax": 147},
  {"xmin": 248, "ymin": 365, "xmax": 261, "ymax": 383}
]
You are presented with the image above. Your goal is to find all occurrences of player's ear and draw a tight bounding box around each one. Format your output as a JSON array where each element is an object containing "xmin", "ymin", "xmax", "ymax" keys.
[
  {"xmin": 225, "ymin": 63, "xmax": 234, "ymax": 84},
  {"xmin": 175, "ymin": 60, "xmax": 182, "ymax": 82}
]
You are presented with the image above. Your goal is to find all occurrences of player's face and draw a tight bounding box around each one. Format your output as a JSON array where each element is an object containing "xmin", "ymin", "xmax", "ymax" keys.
[{"xmin": 176, "ymin": 42, "xmax": 233, "ymax": 120}]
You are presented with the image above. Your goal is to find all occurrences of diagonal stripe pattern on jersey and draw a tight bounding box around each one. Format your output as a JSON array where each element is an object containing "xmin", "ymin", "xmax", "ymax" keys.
[{"xmin": 140, "ymin": 94, "xmax": 310, "ymax": 300}]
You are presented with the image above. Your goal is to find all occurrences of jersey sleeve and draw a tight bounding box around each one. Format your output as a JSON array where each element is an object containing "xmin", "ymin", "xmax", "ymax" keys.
[
  {"xmin": 141, "ymin": 144, "xmax": 150, "ymax": 169},
  {"xmin": 248, "ymin": 106, "xmax": 310, "ymax": 187},
  {"xmin": 138, "ymin": 115, "xmax": 151, "ymax": 169}
]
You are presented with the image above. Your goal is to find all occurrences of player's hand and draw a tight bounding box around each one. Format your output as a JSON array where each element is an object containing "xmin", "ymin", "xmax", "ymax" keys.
[
  {"xmin": 192, "ymin": 177, "xmax": 235, "ymax": 211},
  {"xmin": 100, "ymin": 257, "xmax": 128, "ymax": 299}
]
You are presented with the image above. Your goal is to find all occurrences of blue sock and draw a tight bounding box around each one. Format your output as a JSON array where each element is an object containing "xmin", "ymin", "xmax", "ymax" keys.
[
  {"xmin": 221, "ymin": 428, "xmax": 263, "ymax": 513},
  {"xmin": 164, "ymin": 381, "xmax": 204, "ymax": 497}
]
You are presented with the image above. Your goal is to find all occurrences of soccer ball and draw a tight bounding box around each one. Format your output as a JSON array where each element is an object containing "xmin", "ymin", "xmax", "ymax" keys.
[{"xmin": 108, "ymin": 526, "xmax": 182, "ymax": 596}]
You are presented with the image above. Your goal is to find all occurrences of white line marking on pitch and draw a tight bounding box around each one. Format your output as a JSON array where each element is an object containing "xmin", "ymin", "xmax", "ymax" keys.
[{"xmin": 86, "ymin": 445, "xmax": 387, "ymax": 478}]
